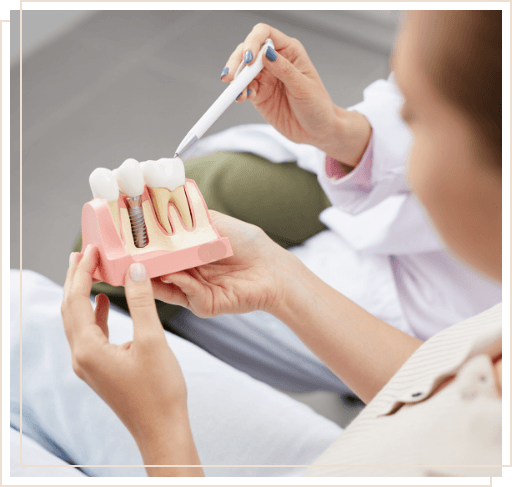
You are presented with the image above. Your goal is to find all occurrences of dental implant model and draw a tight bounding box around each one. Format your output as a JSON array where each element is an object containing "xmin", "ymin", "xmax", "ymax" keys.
[
  {"xmin": 80, "ymin": 156, "xmax": 233, "ymax": 286},
  {"xmin": 114, "ymin": 158, "xmax": 148, "ymax": 248},
  {"xmin": 140, "ymin": 157, "xmax": 193, "ymax": 232}
]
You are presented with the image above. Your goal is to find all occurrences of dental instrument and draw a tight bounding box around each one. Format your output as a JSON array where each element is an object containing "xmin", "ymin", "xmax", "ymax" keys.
[{"xmin": 174, "ymin": 38, "xmax": 274, "ymax": 158}]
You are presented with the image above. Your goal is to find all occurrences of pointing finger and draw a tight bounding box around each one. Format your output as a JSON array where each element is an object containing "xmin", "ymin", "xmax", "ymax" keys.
[
  {"xmin": 63, "ymin": 245, "xmax": 98, "ymax": 340},
  {"xmin": 242, "ymin": 23, "xmax": 294, "ymax": 66}
]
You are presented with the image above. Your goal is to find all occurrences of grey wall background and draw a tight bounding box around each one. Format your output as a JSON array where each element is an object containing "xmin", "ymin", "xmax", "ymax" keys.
[{"xmin": 11, "ymin": 9, "xmax": 400, "ymax": 427}]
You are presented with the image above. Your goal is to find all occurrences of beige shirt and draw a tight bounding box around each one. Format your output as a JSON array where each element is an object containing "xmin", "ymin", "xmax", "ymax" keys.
[{"xmin": 304, "ymin": 303, "xmax": 502, "ymax": 477}]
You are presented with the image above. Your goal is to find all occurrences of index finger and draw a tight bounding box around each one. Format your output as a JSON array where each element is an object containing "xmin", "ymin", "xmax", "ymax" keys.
[
  {"xmin": 64, "ymin": 245, "xmax": 99, "ymax": 337},
  {"xmin": 242, "ymin": 24, "xmax": 294, "ymax": 66},
  {"xmin": 221, "ymin": 24, "xmax": 294, "ymax": 82}
]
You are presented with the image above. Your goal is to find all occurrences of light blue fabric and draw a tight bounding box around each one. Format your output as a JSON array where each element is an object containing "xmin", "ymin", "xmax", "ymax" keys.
[
  {"xmin": 170, "ymin": 309, "xmax": 350, "ymax": 394},
  {"xmin": 10, "ymin": 270, "xmax": 342, "ymax": 477}
]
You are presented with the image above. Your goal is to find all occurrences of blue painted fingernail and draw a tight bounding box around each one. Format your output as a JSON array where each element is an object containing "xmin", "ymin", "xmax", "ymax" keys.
[
  {"xmin": 247, "ymin": 89, "xmax": 252, "ymax": 95},
  {"xmin": 220, "ymin": 67, "xmax": 229, "ymax": 79},
  {"xmin": 236, "ymin": 92, "xmax": 243, "ymax": 100},
  {"xmin": 244, "ymin": 50, "xmax": 253, "ymax": 64},
  {"xmin": 266, "ymin": 46, "xmax": 277, "ymax": 62}
]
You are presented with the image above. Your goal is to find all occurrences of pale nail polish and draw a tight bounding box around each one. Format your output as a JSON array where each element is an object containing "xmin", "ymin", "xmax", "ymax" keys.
[{"xmin": 130, "ymin": 263, "xmax": 147, "ymax": 282}]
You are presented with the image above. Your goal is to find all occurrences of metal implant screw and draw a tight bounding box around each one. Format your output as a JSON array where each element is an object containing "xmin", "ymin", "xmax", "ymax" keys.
[{"xmin": 126, "ymin": 195, "xmax": 148, "ymax": 248}]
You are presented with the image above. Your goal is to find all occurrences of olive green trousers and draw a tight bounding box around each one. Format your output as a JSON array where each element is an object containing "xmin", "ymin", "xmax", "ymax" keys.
[{"xmin": 75, "ymin": 152, "xmax": 331, "ymax": 329}]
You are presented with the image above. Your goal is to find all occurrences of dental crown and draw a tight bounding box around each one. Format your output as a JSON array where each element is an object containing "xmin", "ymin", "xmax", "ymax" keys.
[
  {"xmin": 89, "ymin": 168, "xmax": 120, "ymax": 202},
  {"xmin": 140, "ymin": 157, "xmax": 185, "ymax": 191},
  {"xmin": 115, "ymin": 158, "xmax": 145, "ymax": 197}
]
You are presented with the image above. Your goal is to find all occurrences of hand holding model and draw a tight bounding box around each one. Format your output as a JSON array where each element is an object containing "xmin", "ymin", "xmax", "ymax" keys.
[
  {"xmin": 222, "ymin": 23, "xmax": 372, "ymax": 166},
  {"xmin": 62, "ymin": 247, "xmax": 204, "ymax": 476},
  {"xmin": 152, "ymin": 210, "xmax": 291, "ymax": 318}
]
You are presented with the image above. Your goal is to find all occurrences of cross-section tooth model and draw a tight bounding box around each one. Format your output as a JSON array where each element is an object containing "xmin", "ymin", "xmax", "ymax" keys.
[
  {"xmin": 80, "ymin": 157, "xmax": 233, "ymax": 286},
  {"xmin": 140, "ymin": 157, "xmax": 193, "ymax": 232},
  {"xmin": 114, "ymin": 158, "xmax": 148, "ymax": 248}
]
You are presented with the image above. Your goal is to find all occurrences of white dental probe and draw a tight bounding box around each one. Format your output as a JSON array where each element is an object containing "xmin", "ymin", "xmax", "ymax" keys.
[{"xmin": 174, "ymin": 38, "xmax": 274, "ymax": 158}]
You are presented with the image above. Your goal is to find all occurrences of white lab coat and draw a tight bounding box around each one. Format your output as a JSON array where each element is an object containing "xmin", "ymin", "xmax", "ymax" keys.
[{"xmin": 183, "ymin": 74, "xmax": 501, "ymax": 341}]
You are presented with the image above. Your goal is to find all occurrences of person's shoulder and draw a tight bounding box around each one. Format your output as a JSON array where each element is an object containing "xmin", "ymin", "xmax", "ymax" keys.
[
  {"xmin": 425, "ymin": 302, "xmax": 502, "ymax": 350},
  {"xmin": 399, "ymin": 303, "xmax": 502, "ymax": 383}
]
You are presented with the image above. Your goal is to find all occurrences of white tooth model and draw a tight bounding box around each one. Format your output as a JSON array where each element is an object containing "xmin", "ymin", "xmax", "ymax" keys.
[
  {"xmin": 114, "ymin": 158, "xmax": 148, "ymax": 248},
  {"xmin": 140, "ymin": 157, "xmax": 193, "ymax": 231},
  {"xmin": 89, "ymin": 167, "xmax": 121, "ymax": 234}
]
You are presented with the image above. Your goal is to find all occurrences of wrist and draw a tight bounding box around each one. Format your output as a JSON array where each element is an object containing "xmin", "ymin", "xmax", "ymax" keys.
[
  {"xmin": 266, "ymin": 250, "xmax": 312, "ymax": 322},
  {"xmin": 320, "ymin": 106, "xmax": 372, "ymax": 167},
  {"xmin": 135, "ymin": 408, "xmax": 204, "ymax": 477},
  {"xmin": 134, "ymin": 406, "xmax": 189, "ymax": 460}
]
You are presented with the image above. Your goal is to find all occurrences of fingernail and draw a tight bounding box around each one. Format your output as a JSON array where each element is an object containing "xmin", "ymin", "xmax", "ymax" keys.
[
  {"xmin": 244, "ymin": 50, "xmax": 253, "ymax": 64},
  {"xmin": 83, "ymin": 244, "xmax": 92, "ymax": 258},
  {"xmin": 266, "ymin": 46, "xmax": 277, "ymax": 62},
  {"xmin": 236, "ymin": 92, "xmax": 243, "ymax": 100},
  {"xmin": 247, "ymin": 89, "xmax": 252, "ymax": 95},
  {"xmin": 130, "ymin": 263, "xmax": 147, "ymax": 282},
  {"xmin": 69, "ymin": 252, "xmax": 75, "ymax": 266},
  {"xmin": 220, "ymin": 67, "xmax": 229, "ymax": 79}
]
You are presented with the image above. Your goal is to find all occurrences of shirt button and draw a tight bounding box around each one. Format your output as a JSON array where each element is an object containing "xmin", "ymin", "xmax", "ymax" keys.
[{"xmin": 411, "ymin": 392, "xmax": 423, "ymax": 398}]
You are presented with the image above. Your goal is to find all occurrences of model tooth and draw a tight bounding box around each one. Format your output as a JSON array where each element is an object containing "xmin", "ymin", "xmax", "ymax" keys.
[
  {"xmin": 141, "ymin": 157, "xmax": 193, "ymax": 231},
  {"xmin": 89, "ymin": 167, "xmax": 121, "ymax": 234},
  {"xmin": 89, "ymin": 168, "xmax": 119, "ymax": 201},
  {"xmin": 114, "ymin": 158, "xmax": 145, "ymax": 197}
]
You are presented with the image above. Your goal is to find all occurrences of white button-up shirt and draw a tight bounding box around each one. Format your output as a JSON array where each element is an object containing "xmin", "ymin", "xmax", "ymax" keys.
[{"xmin": 303, "ymin": 303, "xmax": 502, "ymax": 477}]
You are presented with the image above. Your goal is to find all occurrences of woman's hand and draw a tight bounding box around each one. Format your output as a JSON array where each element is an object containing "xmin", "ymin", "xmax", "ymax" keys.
[
  {"xmin": 222, "ymin": 23, "xmax": 371, "ymax": 165},
  {"xmin": 61, "ymin": 247, "xmax": 203, "ymax": 476},
  {"xmin": 152, "ymin": 210, "xmax": 297, "ymax": 319}
]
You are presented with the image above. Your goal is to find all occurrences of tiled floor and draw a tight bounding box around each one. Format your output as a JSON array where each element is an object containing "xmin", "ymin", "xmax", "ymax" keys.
[{"xmin": 11, "ymin": 10, "xmax": 396, "ymax": 428}]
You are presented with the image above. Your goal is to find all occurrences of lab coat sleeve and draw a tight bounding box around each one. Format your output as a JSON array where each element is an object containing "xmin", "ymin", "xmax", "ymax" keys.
[
  {"xmin": 317, "ymin": 73, "xmax": 413, "ymax": 215},
  {"xmin": 316, "ymin": 73, "xmax": 446, "ymax": 255}
]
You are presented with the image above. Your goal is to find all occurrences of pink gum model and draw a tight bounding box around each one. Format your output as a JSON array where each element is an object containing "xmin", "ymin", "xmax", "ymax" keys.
[{"xmin": 81, "ymin": 179, "xmax": 233, "ymax": 286}]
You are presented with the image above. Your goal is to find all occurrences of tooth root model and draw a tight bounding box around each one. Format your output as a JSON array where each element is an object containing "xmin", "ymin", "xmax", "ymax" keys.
[
  {"xmin": 89, "ymin": 168, "xmax": 121, "ymax": 235},
  {"xmin": 81, "ymin": 175, "xmax": 233, "ymax": 287},
  {"xmin": 140, "ymin": 157, "xmax": 193, "ymax": 232},
  {"xmin": 114, "ymin": 158, "xmax": 148, "ymax": 248}
]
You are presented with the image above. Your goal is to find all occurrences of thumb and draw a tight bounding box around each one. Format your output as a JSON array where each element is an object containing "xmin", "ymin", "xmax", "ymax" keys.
[
  {"xmin": 125, "ymin": 263, "xmax": 164, "ymax": 343},
  {"xmin": 263, "ymin": 45, "xmax": 305, "ymax": 94}
]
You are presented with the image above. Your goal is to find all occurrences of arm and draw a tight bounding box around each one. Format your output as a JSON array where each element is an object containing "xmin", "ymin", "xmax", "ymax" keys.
[
  {"xmin": 271, "ymin": 251, "xmax": 422, "ymax": 403},
  {"xmin": 136, "ymin": 409, "xmax": 203, "ymax": 477},
  {"xmin": 317, "ymin": 74, "xmax": 414, "ymax": 216},
  {"xmin": 62, "ymin": 247, "xmax": 204, "ymax": 477},
  {"xmin": 154, "ymin": 212, "xmax": 423, "ymax": 404}
]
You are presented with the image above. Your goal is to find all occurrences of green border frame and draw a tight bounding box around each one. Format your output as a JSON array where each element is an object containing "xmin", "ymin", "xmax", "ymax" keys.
[{"xmin": 0, "ymin": 0, "xmax": 512, "ymax": 487}]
